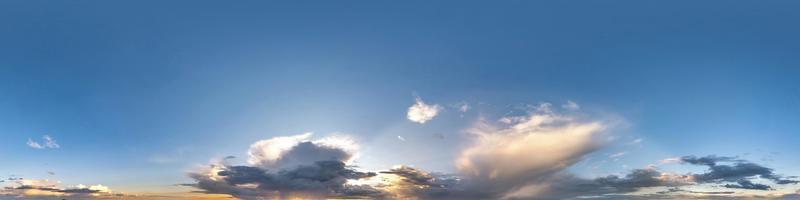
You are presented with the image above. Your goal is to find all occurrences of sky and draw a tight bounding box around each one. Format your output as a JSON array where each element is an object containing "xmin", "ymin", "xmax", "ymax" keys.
[{"xmin": 1, "ymin": 1, "xmax": 800, "ymax": 199}]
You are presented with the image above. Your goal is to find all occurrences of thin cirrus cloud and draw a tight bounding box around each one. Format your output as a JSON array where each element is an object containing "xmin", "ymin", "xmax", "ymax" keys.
[
  {"xmin": 26, "ymin": 135, "xmax": 59, "ymax": 149},
  {"xmin": 562, "ymin": 100, "xmax": 580, "ymax": 111},
  {"xmin": 183, "ymin": 101, "xmax": 799, "ymax": 199}
]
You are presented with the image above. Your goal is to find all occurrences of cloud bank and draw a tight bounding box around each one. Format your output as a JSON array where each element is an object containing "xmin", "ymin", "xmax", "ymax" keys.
[
  {"xmin": 1, "ymin": 179, "xmax": 114, "ymax": 199},
  {"xmin": 186, "ymin": 102, "xmax": 798, "ymax": 199}
]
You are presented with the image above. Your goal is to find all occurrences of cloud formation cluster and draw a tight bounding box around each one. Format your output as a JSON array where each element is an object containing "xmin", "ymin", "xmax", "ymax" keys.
[
  {"xmin": 186, "ymin": 101, "xmax": 798, "ymax": 199},
  {"xmin": 594, "ymin": 155, "xmax": 798, "ymax": 198}
]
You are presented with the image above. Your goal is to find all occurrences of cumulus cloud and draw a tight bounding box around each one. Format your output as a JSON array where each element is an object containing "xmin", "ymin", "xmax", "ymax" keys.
[
  {"xmin": 26, "ymin": 135, "xmax": 59, "ymax": 149},
  {"xmin": 187, "ymin": 161, "xmax": 377, "ymax": 199},
  {"xmin": 188, "ymin": 133, "xmax": 377, "ymax": 199},
  {"xmin": 247, "ymin": 133, "xmax": 359, "ymax": 170},
  {"xmin": 407, "ymin": 97, "xmax": 442, "ymax": 124}
]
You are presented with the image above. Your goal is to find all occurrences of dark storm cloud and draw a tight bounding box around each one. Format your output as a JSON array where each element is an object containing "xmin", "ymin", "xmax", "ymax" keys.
[
  {"xmin": 723, "ymin": 180, "xmax": 772, "ymax": 190},
  {"xmin": 681, "ymin": 155, "xmax": 798, "ymax": 186},
  {"xmin": 187, "ymin": 160, "xmax": 378, "ymax": 199},
  {"xmin": 680, "ymin": 155, "xmax": 741, "ymax": 166},
  {"xmin": 380, "ymin": 166, "xmax": 440, "ymax": 187},
  {"xmin": 576, "ymin": 155, "xmax": 799, "ymax": 198},
  {"xmin": 595, "ymin": 168, "xmax": 690, "ymax": 192}
]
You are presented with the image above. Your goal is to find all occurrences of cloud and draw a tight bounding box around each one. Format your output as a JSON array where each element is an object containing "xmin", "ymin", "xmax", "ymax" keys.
[
  {"xmin": 188, "ymin": 133, "xmax": 377, "ymax": 199},
  {"xmin": 679, "ymin": 155, "xmax": 799, "ymax": 187},
  {"xmin": 247, "ymin": 133, "xmax": 359, "ymax": 170},
  {"xmin": 456, "ymin": 112, "xmax": 606, "ymax": 183},
  {"xmin": 407, "ymin": 97, "xmax": 442, "ymax": 124},
  {"xmin": 660, "ymin": 157, "xmax": 682, "ymax": 164},
  {"xmin": 186, "ymin": 105, "xmax": 799, "ymax": 199},
  {"xmin": 1, "ymin": 179, "xmax": 114, "ymax": 198},
  {"xmin": 723, "ymin": 180, "xmax": 771, "ymax": 190},
  {"xmin": 590, "ymin": 155, "xmax": 799, "ymax": 195},
  {"xmin": 187, "ymin": 161, "xmax": 378, "ymax": 199},
  {"xmin": 626, "ymin": 138, "xmax": 643, "ymax": 145},
  {"xmin": 595, "ymin": 167, "xmax": 692, "ymax": 192},
  {"xmin": 26, "ymin": 135, "xmax": 59, "ymax": 149},
  {"xmin": 449, "ymin": 111, "xmax": 610, "ymax": 199},
  {"xmin": 452, "ymin": 101, "xmax": 470, "ymax": 113},
  {"xmin": 562, "ymin": 100, "xmax": 580, "ymax": 111},
  {"xmin": 609, "ymin": 152, "xmax": 628, "ymax": 159},
  {"xmin": 188, "ymin": 107, "xmax": 620, "ymax": 199}
]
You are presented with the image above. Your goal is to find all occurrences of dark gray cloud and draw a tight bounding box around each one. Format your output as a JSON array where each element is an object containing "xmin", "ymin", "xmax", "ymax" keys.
[
  {"xmin": 3, "ymin": 184, "xmax": 110, "ymax": 195},
  {"xmin": 581, "ymin": 155, "xmax": 799, "ymax": 197},
  {"xmin": 380, "ymin": 166, "xmax": 440, "ymax": 187},
  {"xmin": 595, "ymin": 168, "xmax": 690, "ymax": 192},
  {"xmin": 723, "ymin": 180, "xmax": 772, "ymax": 190},
  {"xmin": 681, "ymin": 155, "xmax": 798, "ymax": 186},
  {"xmin": 187, "ymin": 161, "xmax": 378, "ymax": 199},
  {"xmin": 680, "ymin": 155, "xmax": 741, "ymax": 166},
  {"xmin": 270, "ymin": 142, "xmax": 354, "ymax": 169}
]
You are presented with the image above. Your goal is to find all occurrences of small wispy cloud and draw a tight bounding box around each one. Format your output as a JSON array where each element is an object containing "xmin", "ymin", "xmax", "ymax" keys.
[
  {"xmin": 454, "ymin": 101, "xmax": 470, "ymax": 113},
  {"xmin": 27, "ymin": 135, "xmax": 59, "ymax": 149},
  {"xmin": 660, "ymin": 157, "xmax": 682, "ymax": 164},
  {"xmin": 562, "ymin": 100, "xmax": 580, "ymax": 111},
  {"xmin": 626, "ymin": 138, "xmax": 644, "ymax": 145},
  {"xmin": 407, "ymin": 97, "xmax": 442, "ymax": 124},
  {"xmin": 609, "ymin": 151, "xmax": 628, "ymax": 159}
]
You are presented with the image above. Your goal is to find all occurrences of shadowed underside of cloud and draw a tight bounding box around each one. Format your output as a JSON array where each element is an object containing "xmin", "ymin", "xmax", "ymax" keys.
[
  {"xmin": 594, "ymin": 155, "xmax": 798, "ymax": 196},
  {"xmin": 185, "ymin": 104, "xmax": 799, "ymax": 199}
]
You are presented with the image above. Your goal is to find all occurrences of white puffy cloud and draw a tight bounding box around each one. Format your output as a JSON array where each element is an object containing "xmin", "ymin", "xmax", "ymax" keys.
[
  {"xmin": 26, "ymin": 135, "xmax": 59, "ymax": 149},
  {"xmin": 407, "ymin": 97, "xmax": 442, "ymax": 124},
  {"xmin": 189, "ymin": 133, "xmax": 377, "ymax": 199},
  {"xmin": 247, "ymin": 133, "xmax": 359, "ymax": 169}
]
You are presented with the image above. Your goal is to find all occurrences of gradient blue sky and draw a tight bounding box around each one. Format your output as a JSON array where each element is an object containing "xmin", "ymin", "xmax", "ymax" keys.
[{"xmin": 1, "ymin": 0, "xmax": 800, "ymax": 197}]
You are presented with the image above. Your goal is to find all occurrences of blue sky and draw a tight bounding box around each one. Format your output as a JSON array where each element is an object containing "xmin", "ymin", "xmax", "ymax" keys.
[{"xmin": 1, "ymin": 1, "xmax": 800, "ymax": 199}]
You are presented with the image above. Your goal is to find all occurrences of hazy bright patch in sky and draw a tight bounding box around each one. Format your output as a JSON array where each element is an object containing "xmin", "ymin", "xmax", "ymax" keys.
[{"xmin": 2, "ymin": 1, "xmax": 800, "ymax": 199}]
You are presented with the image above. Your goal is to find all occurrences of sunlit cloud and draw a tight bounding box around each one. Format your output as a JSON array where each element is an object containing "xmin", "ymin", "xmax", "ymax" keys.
[
  {"xmin": 184, "ymin": 103, "xmax": 799, "ymax": 199},
  {"xmin": 0, "ymin": 178, "xmax": 115, "ymax": 198},
  {"xmin": 407, "ymin": 97, "xmax": 442, "ymax": 124}
]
